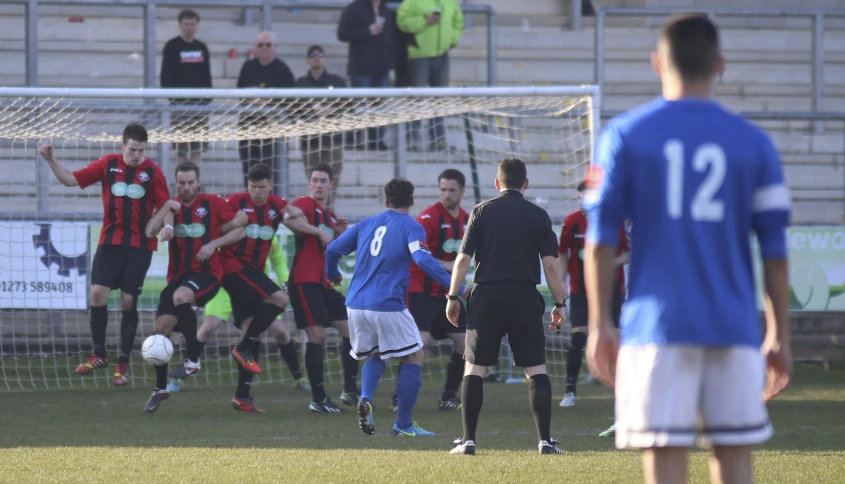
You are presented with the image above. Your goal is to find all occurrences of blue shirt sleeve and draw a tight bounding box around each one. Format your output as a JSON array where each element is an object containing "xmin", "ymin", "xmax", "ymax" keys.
[
  {"xmin": 326, "ymin": 222, "xmax": 361, "ymax": 281},
  {"xmin": 752, "ymin": 134, "xmax": 791, "ymax": 260},
  {"xmin": 407, "ymin": 222, "xmax": 464, "ymax": 293},
  {"xmin": 585, "ymin": 122, "xmax": 631, "ymax": 248}
]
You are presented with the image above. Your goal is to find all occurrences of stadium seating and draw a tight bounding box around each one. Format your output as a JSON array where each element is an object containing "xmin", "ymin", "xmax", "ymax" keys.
[{"xmin": 0, "ymin": 2, "xmax": 842, "ymax": 224}]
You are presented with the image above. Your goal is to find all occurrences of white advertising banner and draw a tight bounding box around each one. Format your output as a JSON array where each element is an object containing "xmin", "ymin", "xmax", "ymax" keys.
[{"xmin": 0, "ymin": 222, "xmax": 89, "ymax": 309}]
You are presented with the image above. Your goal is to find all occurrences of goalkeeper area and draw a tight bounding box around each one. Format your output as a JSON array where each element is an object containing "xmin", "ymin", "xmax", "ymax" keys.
[{"xmin": 0, "ymin": 86, "xmax": 596, "ymax": 391}]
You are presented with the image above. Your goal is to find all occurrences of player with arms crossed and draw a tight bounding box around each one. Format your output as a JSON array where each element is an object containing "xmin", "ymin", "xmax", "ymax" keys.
[
  {"xmin": 288, "ymin": 164, "xmax": 359, "ymax": 414},
  {"xmin": 220, "ymin": 163, "xmax": 313, "ymax": 412},
  {"xmin": 389, "ymin": 169, "xmax": 469, "ymax": 412},
  {"xmin": 166, "ymin": 234, "xmax": 309, "ymax": 393},
  {"xmin": 584, "ymin": 14, "xmax": 792, "ymax": 484},
  {"xmin": 325, "ymin": 178, "xmax": 468, "ymax": 437},
  {"xmin": 39, "ymin": 124, "xmax": 170, "ymax": 386},
  {"xmin": 558, "ymin": 181, "xmax": 628, "ymax": 408},
  {"xmin": 142, "ymin": 162, "xmax": 246, "ymax": 413}
]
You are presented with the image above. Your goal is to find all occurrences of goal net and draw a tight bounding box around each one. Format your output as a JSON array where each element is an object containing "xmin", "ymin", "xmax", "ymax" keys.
[{"xmin": 0, "ymin": 86, "xmax": 599, "ymax": 391}]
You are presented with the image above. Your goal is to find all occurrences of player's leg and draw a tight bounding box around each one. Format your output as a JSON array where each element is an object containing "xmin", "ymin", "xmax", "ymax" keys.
[
  {"xmin": 615, "ymin": 345, "xmax": 703, "ymax": 484},
  {"xmin": 395, "ymin": 293, "xmax": 437, "ymax": 411},
  {"xmin": 144, "ymin": 282, "xmax": 180, "ymax": 413},
  {"xmin": 228, "ymin": 316, "xmax": 265, "ymax": 413},
  {"xmin": 113, "ymin": 247, "xmax": 154, "ymax": 386},
  {"xmin": 389, "ymin": 329, "xmax": 429, "ymax": 413},
  {"xmin": 230, "ymin": 269, "xmax": 286, "ymax": 374},
  {"xmin": 265, "ymin": 318, "xmax": 309, "ymax": 390},
  {"xmin": 700, "ymin": 347, "xmax": 772, "ymax": 484},
  {"xmin": 563, "ymin": 292, "xmax": 589, "ymax": 407},
  {"xmin": 169, "ymin": 274, "xmax": 220, "ymax": 379},
  {"xmin": 345, "ymin": 308, "xmax": 383, "ymax": 435},
  {"xmin": 168, "ymin": 289, "xmax": 230, "ymax": 392},
  {"xmin": 439, "ymin": 302, "xmax": 468, "ymax": 411},
  {"xmin": 289, "ymin": 283, "xmax": 343, "ymax": 412},
  {"xmin": 368, "ymin": 309, "xmax": 430, "ymax": 437},
  {"xmin": 327, "ymin": 288, "xmax": 359, "ymax": 405},
  {"xmin": 76, "ymin": 245, "xmax": 124, "ymax": 375}
]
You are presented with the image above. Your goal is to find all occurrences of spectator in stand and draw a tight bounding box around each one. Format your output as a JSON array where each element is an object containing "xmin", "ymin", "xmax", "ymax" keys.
[
  {"xmin": 236, "ymin": 31, "xmax": 295, "ymax": 186},
  {"xmin": 398, "ymin": 0, "xmax": 464, "ymax": 152},
  {"xmin": 337, "ymin": 0, "xmax": 395, "ymax": 151},
  {"xmin": 161, "ymin": 9, "xmax": 212, "ymax": 165},
  {"xmin": 295, "ymin": 45, "xmax": 347, "ymax": 210}
]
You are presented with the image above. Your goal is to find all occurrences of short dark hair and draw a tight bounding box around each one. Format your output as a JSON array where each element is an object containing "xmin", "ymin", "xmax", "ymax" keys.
[
  {"xmin": 178, "ymin": 9, "xmax": 200, "ymax": 23},
  {"xmin": 122, "ymin": 123, "xmax": 148, "ymax": 145},
  {"xmin": 497, "ymin": 157, "xmax": 527, "ymax": 190},
  {"xmin": 175, "ymin": 161, "xmax": 200, "ymax": 180},
  {"xmin": 660, "ymin": 13, "xmax": 720, "ymax": 82},
  {"xmin": 577, "ymin": 181, "xmax": 587, "ymax": 192},
  {"xmin": 307, "ymin": 45, "xmax": 325, "ymax": 57},
  {"xmin": 438, "ymin": 169, "xmax": 465, "ymax": 188},
  {"xmin": 247, "ymin": 163, "xmax": 273, "ymax": 183},
  {"xmin": 384, "ymin": 178, "xmax": 414, "ymax": 209},
  {"xmin": 309, "ymin": 163, "xmax": 334, "ymax": 182}
]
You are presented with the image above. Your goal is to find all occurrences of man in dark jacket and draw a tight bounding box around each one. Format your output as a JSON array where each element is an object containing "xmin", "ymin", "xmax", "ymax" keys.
[
  {"xmin": 295, "ymin": 45, "xmax": 347, "ymax": 209},
  {"xmin": 236, "ymin": 31, "xmax": 296, "ymax": 186},
  {"xmin": 337, "ymin": 0, "xmax": 395, "ymax": 151},
  {"xmin": 161, "ymin": 9, "xmax": 212, "ymax": 165}
]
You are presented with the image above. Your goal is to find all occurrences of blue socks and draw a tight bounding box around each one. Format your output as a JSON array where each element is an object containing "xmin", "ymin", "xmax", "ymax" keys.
[
  {"xmin": 395, "ymin": 363, "xmax": 422, "ymax": 430},
  {"xmin": 360, "ymin": 357, "xmax": 386, "ymax": 401}
]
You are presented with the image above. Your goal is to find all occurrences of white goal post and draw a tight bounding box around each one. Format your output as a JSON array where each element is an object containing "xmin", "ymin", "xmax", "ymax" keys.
[{"xmin": 0, "ymin": 85, "xmax": 600, "ymax": 391}]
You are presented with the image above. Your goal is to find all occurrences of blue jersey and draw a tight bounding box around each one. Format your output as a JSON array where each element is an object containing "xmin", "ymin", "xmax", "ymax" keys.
[
  {"xmin": 326, "ymin": 210, "xmax": 462, "ymax": 312},
  {"xmin": 586, "ymin": 97, "xmax": 791, "ymax": 348}
]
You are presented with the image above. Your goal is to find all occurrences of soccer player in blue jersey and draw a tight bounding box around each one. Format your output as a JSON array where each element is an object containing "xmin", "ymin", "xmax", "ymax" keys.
[
  {"xmin": 584, "ymin": 14, "xmax": 792, "ymax": 484},
  {"xmin": 326, "ymin": 178, "xmax": 469, "ymax": 437}
]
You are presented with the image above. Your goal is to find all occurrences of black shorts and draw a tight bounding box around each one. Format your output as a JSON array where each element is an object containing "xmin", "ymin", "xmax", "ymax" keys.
[
  {"xmin": 289, "ymin": 282, "xmax": 347, "ymax": 330},
  {"xmin": 156, "ymin": 271, "xmax": 221, "ymax": 318},
  {"xmin": 569, "ymin": 291, "xmax": 625, "ymax": 329},
  {"xmin": 171, "ymin": 113, "xmax": 209, "ymax": 154},
  {"xmin": 222, "ymin": 267, "xmax": 281, "ymax": 327},
  {"xmin": 407, "ymin": 292, "xmax": 467, "ymax": 341},
  {"xmin": 464, "ymin": 282, "xmax": 547, "ymax": 368},
  {"xmin": 90, "ymin": 244, "xmax": 153, "ymax": 296}
]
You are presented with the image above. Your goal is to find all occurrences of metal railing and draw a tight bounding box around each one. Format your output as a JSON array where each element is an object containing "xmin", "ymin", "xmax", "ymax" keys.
[
  {"xmin": 14, "ymin": 0, "xmax": 497, "ymax": 87},
  {"xmin": 602, "ymin": 109, "xmax": 845, "ymax": 223},
  {"xmin": 594, "ymin": 8, "xmax": 845, "ymax": 134}
]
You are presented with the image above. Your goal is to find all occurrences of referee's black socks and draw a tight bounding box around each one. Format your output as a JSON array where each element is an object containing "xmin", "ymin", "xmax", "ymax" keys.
[
  {"xmin": 565, "ymin": 331, "xmax": 587, "ymax": 394},
  {"xmin": 528, "ymin": 373, "xmax": 553, "ymax": 443},
  {"xmin": 118, "ymin": 309, "xmax": 139, "ymax": 363},
  {"xmin": 461, "ymin": 375, "xmax": 484, "ymax": 442}
]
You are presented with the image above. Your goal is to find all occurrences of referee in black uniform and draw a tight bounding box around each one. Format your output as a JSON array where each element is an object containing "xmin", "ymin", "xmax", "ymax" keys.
[{"xmin": 446, "ymin": 157, "xmax": 567, "ymax": 456}]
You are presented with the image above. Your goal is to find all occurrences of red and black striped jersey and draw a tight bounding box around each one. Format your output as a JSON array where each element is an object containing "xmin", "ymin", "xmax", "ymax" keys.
[
  {"xmin": 221, "ymin": 192, "xmax": 288, "ymax": 274},
  {"xmin": 167, "ymin": 194, "xmax": 236, "ymax": 283},
  {"xmin": 559, "ymin": 210, "xmax": 628, "ymax": 295},
  {"xmin": 288, "ymin": 196, "xmax": 338, "ymax": 287},
  {"xmin": 73, "ymin": 154, "xmax": 170, "ymax": 251},
  {"xmin": 408, "ymin": 202, "xmax": 469, "ymax": 297}
]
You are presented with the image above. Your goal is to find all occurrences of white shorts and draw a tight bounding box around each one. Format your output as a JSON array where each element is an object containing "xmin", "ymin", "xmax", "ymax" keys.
[
  {"xmin": 615, "ymin": 344, "xmax": 773, "ymax": 450},
  {"xmin": 346, "ymin": 308, "xmax": 424, "ymax": 361}
]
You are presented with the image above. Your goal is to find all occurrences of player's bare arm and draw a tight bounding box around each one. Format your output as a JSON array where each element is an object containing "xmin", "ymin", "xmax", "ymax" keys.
[
  {"xmin": 613, "ymin": 252, "xmax": 630, "ymax": 267},
  {"xmin": 762, "ymin": 258, "xmax": 792, "ymax": 401},
  {"xmin": 197, "ymin": 227, "xmax": 246, "ymax": 263},
  {"xmin": 583, "ymin": 243, "xmax": 620, "ymax": 389},
  {"xmin": 39, "ymin": 143, "xmax": 79, "ymax": 187},
  {"xmin": 160, "ymin": 211, "xmax": 175, "ymax": 242},
  {"xmin": 221, "ymin": 210, "xmax": 248, "ymax": 234},
  {"xmin": 542, "ymin": 255, "xmax": 566, "ymax": 329},
  {"xmin": 445, "ymin": 253, "xmax": 472, "ymax": 327},
  {"xmin": 145, "ymin": 199, "xmax": 181, "ymax": 238}
]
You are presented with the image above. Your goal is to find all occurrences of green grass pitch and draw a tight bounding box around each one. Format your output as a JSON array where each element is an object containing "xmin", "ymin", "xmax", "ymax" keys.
[{"xmin": 0, "ymin": 363, "xmax": 843, "ymax": 483}]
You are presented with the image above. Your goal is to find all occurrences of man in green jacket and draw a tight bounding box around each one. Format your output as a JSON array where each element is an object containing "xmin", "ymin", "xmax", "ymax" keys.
[{"xmin": 397, "ymin": 0, "xmax": 464, "ymax": 152}]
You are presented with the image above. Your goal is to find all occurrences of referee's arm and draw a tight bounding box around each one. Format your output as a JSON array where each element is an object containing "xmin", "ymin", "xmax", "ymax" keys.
[
  {"xmin": 447, "ymin": 204, "xmax": 480, "ymax": 301},
  {"xmin": 540, "ymin": 214, "xmax": 566, "ymax": 328}
]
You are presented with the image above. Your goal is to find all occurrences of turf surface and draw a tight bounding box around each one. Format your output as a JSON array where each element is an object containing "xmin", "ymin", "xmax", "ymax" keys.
[{"xmin": 0, "ymin": 363, "xmax": 843, "ymax": 483}]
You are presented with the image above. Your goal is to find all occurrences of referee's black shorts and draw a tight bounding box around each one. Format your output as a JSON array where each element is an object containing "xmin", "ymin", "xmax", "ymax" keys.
[{"xmin": 464, "ymin": 282, "xmax": 547, "ymax": 368}]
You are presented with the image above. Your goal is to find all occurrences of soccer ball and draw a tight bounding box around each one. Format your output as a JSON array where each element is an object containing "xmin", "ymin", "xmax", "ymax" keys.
[{"xmin": 141, "ymin": 335, "xmax": 174, "ymax": 366}]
